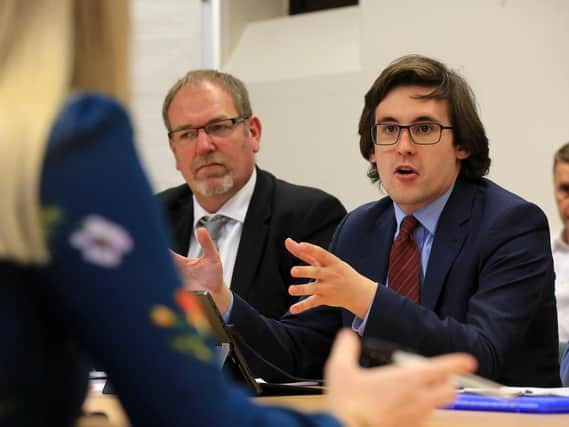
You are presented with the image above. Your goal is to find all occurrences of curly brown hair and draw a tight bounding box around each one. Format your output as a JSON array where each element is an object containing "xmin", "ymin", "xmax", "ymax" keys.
[{"xmin": 359, "ymin": 55, "xmax": 490, "ymax": 184}]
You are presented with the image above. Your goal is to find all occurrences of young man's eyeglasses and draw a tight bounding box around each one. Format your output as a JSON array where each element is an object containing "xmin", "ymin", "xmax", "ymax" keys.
[
  {"xmin": 168, "ymin": 116, "xmax": 249, "ymax": 146},
  {"xmin": 371, "ymin": 122, "xmax": 454, "ymax": 146}
]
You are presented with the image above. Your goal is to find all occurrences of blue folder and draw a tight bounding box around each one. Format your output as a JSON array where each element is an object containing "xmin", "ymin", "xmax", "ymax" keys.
[{"xmin": 446, "ymin": 393, "xmax": 569, "ymax": 413}]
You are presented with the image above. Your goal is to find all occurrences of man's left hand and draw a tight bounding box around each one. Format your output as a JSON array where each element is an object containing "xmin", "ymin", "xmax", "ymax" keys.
[{"xmin": 286, "ymin": 238, "xmax": 377, "ymax": 318}]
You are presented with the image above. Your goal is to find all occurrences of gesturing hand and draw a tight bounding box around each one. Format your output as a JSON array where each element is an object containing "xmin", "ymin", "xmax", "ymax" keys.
[
  {"xmin": 285, "ymin": 238, "xmax": 378, "ymax": 318},
  {"xmin": 325, "ymin": 329, "xmax": 477, "ymax": 427},
  {"xmin": 171, "ymin": 227, "xmax": 231, "ymax": 313}
]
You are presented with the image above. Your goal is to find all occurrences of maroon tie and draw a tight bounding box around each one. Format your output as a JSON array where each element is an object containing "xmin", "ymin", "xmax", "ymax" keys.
[{"xmin": 388, "ymin": 215, "xmax": 421, "ymax": 303}]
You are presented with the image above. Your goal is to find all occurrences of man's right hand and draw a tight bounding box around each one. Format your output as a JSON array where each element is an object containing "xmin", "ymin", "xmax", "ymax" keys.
[
  {"xmin": 325, "ymin": 329, "xmax": 477, "ymax": 427},
  {"xmin": 171, "ymin": 227, "xmax": 232, "ymax": 313}
]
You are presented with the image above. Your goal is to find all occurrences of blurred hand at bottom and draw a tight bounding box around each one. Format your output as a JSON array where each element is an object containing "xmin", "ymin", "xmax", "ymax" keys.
[{"xmin": 324, "ymin": 329, "xmax": 476, "ymax": 427}]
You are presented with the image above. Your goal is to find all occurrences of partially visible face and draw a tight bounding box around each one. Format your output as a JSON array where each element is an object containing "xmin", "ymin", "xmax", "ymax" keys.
[
  {"xmin": 369, "ymin": 85, "xmax": 470, "ymax": 214},
  {"xmin": 166, "ymin": 81, "xmax": 260, "ymax": 205},
  {"xmin": 554, "ymin": 160, "xmax": 569, "ymax": 232}
]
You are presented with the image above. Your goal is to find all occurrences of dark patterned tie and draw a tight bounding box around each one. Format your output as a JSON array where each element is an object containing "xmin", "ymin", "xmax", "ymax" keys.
[
  {"xmin": 198, "ymin": 215, "xmax": 229, "ymax": 251},
  {"xmin": 388, "ymin": 215, "xmax": 421, "ymax": 303}
]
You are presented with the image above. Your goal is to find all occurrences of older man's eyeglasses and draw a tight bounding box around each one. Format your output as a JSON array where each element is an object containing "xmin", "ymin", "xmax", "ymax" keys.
[
  {"xmin": 371, "ymin": 122, "xmax": 454, "ymax": 146},
  {"xmin": 557, "ymin": 183, "xmax": 569, "ymax": 198},
  {"xmin": 168, "ymin": 116, "xmax": 249, "ymax": 146}
]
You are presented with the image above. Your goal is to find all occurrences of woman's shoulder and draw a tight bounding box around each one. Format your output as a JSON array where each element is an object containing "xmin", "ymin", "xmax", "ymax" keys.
[
  {"xmin": 47, "ymin": 93, "xmax": 132, "ymax": 150},
  {"xmin": 61, "ymin": 92, "xmax": 128, "ymax": 123}
]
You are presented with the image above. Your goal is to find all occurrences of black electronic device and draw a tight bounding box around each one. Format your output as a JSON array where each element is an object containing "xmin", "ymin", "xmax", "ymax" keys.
[{"xmin": 190, "ymin": 290, "xmax": 323, "ymax": 396}]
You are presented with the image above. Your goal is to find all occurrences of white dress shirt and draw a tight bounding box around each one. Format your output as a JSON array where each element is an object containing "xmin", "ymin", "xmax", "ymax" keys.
[
  {"xmin": 552, "ymin": 230, "xmax": 569, "ymax": 341},
  {"xmin": 188, "ymin": 169, "xmax": 257, "ymax": 289}
]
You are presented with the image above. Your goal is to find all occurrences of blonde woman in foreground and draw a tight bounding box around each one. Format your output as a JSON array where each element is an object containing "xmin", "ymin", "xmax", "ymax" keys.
[{"xmin": 0, "ymin": 1, "xmax": 475, "ymax": 426}]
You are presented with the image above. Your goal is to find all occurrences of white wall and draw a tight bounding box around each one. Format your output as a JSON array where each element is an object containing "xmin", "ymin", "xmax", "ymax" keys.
[
  {"xmin": 224, "ymin": 6, "xmax": 360, "ymax": 81},
  {"xmin": 223, "ymin": 5, "xmax": 373, "ymax": 211},
  {"xmin": 131, "ymin": 0, "xmax": 569, "ymax": 233},
  {"xmin": 131, "ymin": 0, "xmax": 202, "ymax": 192},
  {"xmin": 220, "ymin": 0, "xmax": 287, "ymax": 67}
]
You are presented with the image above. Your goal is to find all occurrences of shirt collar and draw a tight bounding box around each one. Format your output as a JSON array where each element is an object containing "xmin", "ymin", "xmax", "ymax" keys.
[
  {"xmin": 553, "ymin": 229, "xmax": 569, "ymax": 252},
  {"xmin": 393, "ymin": 181, "xmax": 455, "ymax": 236},
  {"xmin": 192, "ymin": 168, "xmax": 257, "ymax": 228}
]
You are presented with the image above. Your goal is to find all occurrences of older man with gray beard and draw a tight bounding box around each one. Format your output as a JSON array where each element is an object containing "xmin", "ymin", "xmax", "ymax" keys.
[{"xmin": 158, "ymin": 70, "xmax": 346, "ymax": 320}]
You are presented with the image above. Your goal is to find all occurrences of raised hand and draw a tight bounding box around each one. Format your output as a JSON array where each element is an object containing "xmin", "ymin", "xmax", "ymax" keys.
[
  {"xmin": 325, "ymin": 329, "xmax": 477, "ymax": 427},
  {"xmin": 285, "ymin": 238, "xmax": 377, "ymax": 318},
  {"xmin": 171, "ymin": 227, "xmax": 231, "ymax": 313}
]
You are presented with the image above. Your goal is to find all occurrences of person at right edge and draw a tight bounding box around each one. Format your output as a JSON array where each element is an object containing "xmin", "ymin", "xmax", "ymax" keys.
[
  {"xmin": 0, "ymin": 1, "xmax": 476, "ymax": 427},
  {"xmin": 551, "ymin": 143, "xmax": 569, "ymax": 343},
  {"xmin": 177, "ymin": 54, "xmax": 561, "ymax": 387},
  {"xmin": 551, "ymin": 143, "xmax": 569, "ymax": 386}
]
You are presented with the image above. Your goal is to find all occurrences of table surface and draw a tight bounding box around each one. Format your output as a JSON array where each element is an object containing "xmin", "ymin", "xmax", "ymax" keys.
[{"xmin": 84, "ymin": 393, "xmax": 569, "ymax": 427}]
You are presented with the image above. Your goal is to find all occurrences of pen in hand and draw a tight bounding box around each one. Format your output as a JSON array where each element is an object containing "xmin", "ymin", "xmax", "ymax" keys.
[
  {"xmin": 391, "ymin": 350, "xmax": 517, "ymax": 398},
  {"xmin": 361, "ymin": 337, "xmax": 517, "ymax": 399}
]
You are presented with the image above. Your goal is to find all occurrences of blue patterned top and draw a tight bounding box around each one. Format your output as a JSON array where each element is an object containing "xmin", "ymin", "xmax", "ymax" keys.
[{"xmin": 0, "ymin": 94, "xmax": 340, "ymax": 427}]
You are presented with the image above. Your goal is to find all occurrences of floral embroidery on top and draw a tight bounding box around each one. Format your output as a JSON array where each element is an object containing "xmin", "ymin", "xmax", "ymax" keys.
[
  {"xmin": 174, "ymin": 289, "xmax": 212, "ymax": 335},
  {"xmin": 40, "ymin": 205, "xmax": 63, "ymax": 242},
  {"xmin": 0, "ymin": 401, "xmax": 13, "ymax": 417},
  {"xmin": 150, "ymin": 289, "xmax": 213, "ymax": 363},
  {"xmin": 69, "ymin": 214, "xmax": 133, "ymax": 268}
]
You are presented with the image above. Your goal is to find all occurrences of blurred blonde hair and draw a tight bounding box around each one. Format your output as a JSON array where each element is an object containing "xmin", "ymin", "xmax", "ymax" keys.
[{"xmin": 0, "ymin": 0, "xmax": 129, "ymax": 264}]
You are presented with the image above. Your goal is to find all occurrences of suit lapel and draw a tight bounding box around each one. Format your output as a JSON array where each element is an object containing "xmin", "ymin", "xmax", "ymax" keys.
[
  {"xmin": 339, "ymin": 202, "xmax": 395, "ymax": 328},
  {"xmin": 173, "ymin": 192, "xmax": 194, "ymax": 255},
  {"xmin": 358, "ymin": 207, "xmax": 396, "ymax": 285},
  {"xmin": 230, "ymin": 168, "xmax": 271, "ymax": 296},
  {"xmin": 421, "ymin": 179, "xmax": 474, "ymax": 310}
]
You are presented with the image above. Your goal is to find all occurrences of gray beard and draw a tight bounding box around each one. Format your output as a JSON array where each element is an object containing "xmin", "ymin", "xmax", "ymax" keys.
[{"xmin": 194, "ymin": 174, "xmax": 234, "ymax": 197}]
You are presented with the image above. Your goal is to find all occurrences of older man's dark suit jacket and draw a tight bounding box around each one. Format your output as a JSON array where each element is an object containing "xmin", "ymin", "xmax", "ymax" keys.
[
  {"xmin": 229, "ymin": 177, "xmax": 561, "ymax": 387},
  {"xmin": 158, "ymin": 167, "xmax": 346, "ymax": 319}
]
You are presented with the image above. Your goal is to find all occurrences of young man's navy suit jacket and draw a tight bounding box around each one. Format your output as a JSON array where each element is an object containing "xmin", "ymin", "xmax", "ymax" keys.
[{"xmin": 230, "ymin": 177, "xmax": 561, "ymax": 387}]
